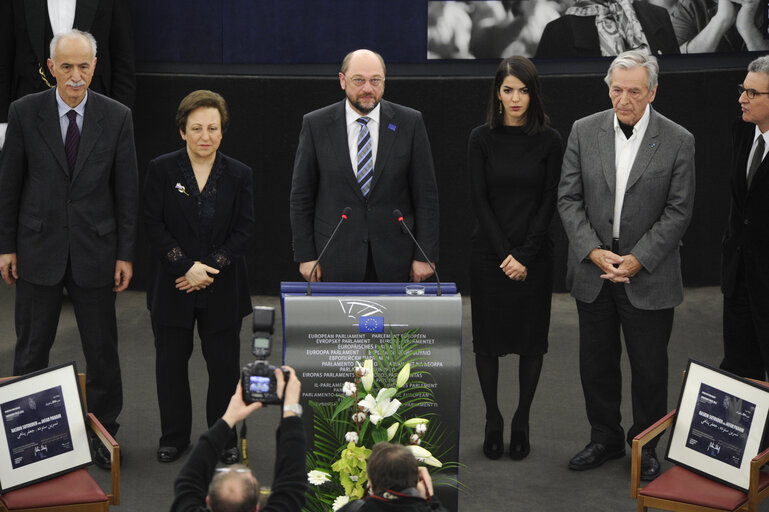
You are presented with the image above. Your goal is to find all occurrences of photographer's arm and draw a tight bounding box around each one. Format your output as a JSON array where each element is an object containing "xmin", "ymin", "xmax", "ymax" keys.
[
  {"xmin": 263, "ymin": 367, "xmax": 308, "ymax": 512},
  {"xmin": 171, "ymin": 383, "xmax": 261, "ymax": 512}
]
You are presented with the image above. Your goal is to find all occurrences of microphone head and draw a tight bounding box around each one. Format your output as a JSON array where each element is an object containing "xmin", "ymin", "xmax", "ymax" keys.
[
  {"xmin": 342, "ymin": 207, "xmax": 352, "ymax": 216},
  {"xmin": 393, "ymin": 209, "xmax": 403, "ymax": 219}
]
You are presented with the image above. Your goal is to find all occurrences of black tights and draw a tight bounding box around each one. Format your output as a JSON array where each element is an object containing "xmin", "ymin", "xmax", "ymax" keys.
[{"xmin": 475, "ymin": 353, "xmax": 543, "ymax": 428}]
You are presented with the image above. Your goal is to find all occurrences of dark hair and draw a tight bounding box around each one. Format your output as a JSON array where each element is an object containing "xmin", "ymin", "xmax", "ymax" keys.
[
  {"xmin": 208, "ymin": 465, "xmax": 260, "ymax": 512},
  {"xmin": 366, "ymin": 443, "xmax": 418, "ymax": 496},
  {"xmin": 487, "ymin": 56, "xmax": 549, "ymax": 134},
  {"xmin": 176, "ymin": 90, "xmax": 230, "ymax": 134}
]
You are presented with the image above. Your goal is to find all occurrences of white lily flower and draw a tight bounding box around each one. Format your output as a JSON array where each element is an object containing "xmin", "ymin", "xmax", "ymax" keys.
[
  {"xmin": 332, "ymin": 495, "xmax": 350, "ymax": 511},
  {"xmin": 342, "ymin": 382, "xmax": 357, "ymax": 396},
  {"xmin": 358, "ymin": 388, "xmax": 401, "ymax": 425},
  {"xmin": 307, "ymin": 470, "xmax": 331, "ymax": 485},
  {"xmin": 415, "ymin": 423, "xmax": 427, "ymax": 435},
  {"xmin": 362, "ymin": 359, "xmax": 374, "ymax": 392},
  {"xmin": 403, "ymin": 418, "xmax": 429, "ymax": 428},
  {"xmin": 406, "ymin": 445, "xmax": 442, "ymax": 467},
  {"xmin": 396, "ymin": 362, "xmax": 411, "ymax": 388},
  {"xmin": 345, "ymin": 431, "xmax": 359, "ymax": 444},
  {"xmin": 386, "ymin": 422, "xmax": 399, "ymax": 441}
]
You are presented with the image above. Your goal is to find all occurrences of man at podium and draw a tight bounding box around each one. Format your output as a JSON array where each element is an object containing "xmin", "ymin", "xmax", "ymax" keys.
[{"xmin": 289, "ymin": 49, "xmax": 440, "ymax": 283}]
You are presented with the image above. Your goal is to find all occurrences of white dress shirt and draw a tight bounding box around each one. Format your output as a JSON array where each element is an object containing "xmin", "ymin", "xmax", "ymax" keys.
[
  {"xmin": 345, "ymin": 101, "xmax": 380, "ymax": 175},
  {"xmin": 48, "ymin": 0, "xmax": 77, "ymax": 35},
  {"xmin": 613, "ymin": 104, "xmax": 651, "ymax": 239}
]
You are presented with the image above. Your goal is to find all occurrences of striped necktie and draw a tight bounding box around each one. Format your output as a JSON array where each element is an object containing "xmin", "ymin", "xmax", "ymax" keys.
[
  {"xmin": 356, "ymin": 117, "xmax": 373, "ymax": 197},
  {"xmin": 64, "ymin": 109, "xmax": 80, "ymax": 176}
]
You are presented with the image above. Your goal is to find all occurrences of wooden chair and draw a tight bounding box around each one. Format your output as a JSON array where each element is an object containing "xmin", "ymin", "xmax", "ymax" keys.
[
  {"xmin": 631, "ymin": 409, "xmax": 769, "ymax": 512},
  {"xmin": 0, "ymin": 373, "xmax": 120, "ymax": 511}
]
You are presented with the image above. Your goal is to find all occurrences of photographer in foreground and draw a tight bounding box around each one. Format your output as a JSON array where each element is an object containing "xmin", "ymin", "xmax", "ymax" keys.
[
  {"xmin": 171, "ymin": 366, "xmax": 307, "ymax": 512},
  {"xmin": 339, "ymin": 442, "xmax": 448, "ymax": 512}
]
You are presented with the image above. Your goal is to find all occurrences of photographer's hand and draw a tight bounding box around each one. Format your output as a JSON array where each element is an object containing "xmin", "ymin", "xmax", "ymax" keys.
[
  {"xmin": 222, "ymin": 381, "xmax": 263, "ymax": 427},
  {"xmin": 277, "ymin": 366, "xmax": 302, "ymax": 417}
]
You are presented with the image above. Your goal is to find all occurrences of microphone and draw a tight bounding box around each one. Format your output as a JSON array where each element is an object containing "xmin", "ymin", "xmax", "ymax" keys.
[
  {"xmin": 306, "ymin": 207, "xmax": 351, "ymax": 296},
  {"xmin": 392, "ymin": 209, "xmax": 441, "ymax": 296}
]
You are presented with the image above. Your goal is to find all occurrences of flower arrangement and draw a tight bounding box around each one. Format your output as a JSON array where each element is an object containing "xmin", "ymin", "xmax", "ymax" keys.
[{"xmin": 304, "ymin": 330, "xmax": 457, "ymax": 512}]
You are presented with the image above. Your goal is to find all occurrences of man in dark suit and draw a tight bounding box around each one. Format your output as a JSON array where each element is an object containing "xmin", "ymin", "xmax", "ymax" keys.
[
  {"xmin": 0, "ymin": 0, "xmax": 135, "ymax": 148},
  {"xmin": 289, "ymin": 49, "xmax": 439, "ymax": 283},
  {"xmin": 535, "ymin": 0, "xmax": 680, "ymax": 59},
  {"xmin": 720, "ymin": 55, "xmax": 769, "ymax": 379},
  {"xmin": 558, "ymin": 50, "xmax": 695, "ymax": 480},
  {"xmin": 0, "ymin": 29, "xmax": 138, "ymax": 469}
]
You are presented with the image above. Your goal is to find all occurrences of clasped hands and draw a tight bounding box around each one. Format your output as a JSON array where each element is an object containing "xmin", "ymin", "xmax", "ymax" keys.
[
  {"xmin": 176, "ymin": 261, "xmax": 219, "ymax": 293},
  {"xmin": 500, "ymin": 254, "xmax": 527, "ymax": 281},
  {"xmin": 588, "ymin": 248, "xmax": 642, "ymax": 283}
]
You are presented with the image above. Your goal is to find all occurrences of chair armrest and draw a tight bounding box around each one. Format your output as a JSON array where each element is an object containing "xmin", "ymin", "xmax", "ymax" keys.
[
  {"xmin": 87, "ymin": 412, "xmax": 120, "ymax": 505},
  {"xmin": 631, "ymin": 409, "xmax": 676, "ymax": 498}
]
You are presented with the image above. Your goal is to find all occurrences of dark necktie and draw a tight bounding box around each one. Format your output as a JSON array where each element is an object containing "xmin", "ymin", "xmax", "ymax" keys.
[
  {"xmin": 356, "ymin": 117, "xmax": 373, "ymax": 197},
  {"xmin": 747, "ymin": 136, "xmax": 764, "ymax": 189},
  {"xmin": 64, "ymin": 109, "xmax": 80, "ymax": 175}
]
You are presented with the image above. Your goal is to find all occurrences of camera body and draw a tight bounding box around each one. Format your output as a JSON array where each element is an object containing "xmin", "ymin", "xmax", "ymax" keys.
[{"xmin": 241, "ymin": 306, "xmax": 288, "ymax": 405}]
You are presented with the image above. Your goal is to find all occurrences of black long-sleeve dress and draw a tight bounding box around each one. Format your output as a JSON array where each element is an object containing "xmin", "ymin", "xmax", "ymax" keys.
[{"xmin": 468, "ymin": 124, "xmax": 562, "ymax": 356}]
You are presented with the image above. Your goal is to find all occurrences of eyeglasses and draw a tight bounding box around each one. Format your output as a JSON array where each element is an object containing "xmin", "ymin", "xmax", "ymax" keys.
[
  {"xmin": 738, "ymin": 84, "xmax": 769, "ymax": 99},
  {"xmin": 345, "ymin": 75, "xmax": 384, "ymax": 87}
]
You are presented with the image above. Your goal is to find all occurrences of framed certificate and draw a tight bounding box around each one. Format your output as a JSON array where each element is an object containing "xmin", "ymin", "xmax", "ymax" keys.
[
  {"xmin": 666, "ymin": 359, "xmax": 769, "ymax": 492},
  {"xmin": 0, "ymin": 362, "xmax": 92, "ymax": 492}
]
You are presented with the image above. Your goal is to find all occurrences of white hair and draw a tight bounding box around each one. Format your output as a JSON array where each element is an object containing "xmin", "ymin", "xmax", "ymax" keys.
[
  {"xmin": 49, "ymin": 29, "xmax": 97, "ymax": 62},
  {"xmin": 604, "ymin": 49, "xmax": 658, "ymax": 91}
]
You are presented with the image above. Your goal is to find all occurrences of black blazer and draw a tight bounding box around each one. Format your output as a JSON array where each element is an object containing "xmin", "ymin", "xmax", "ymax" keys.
[
  {"xmin": 143, "ymin": 149, "xmax": 254, "ymax": 330},
  {"xmin": 721, "ymin": 119, "xmax": 769, "ymax": 302},
  {"xmin": 535, "ymin": 1, "xmax": 680, "ymax": 58},
  {"xmin": 289, "ymin": 99, "xmax": 440, "ymax": 282},
  {"xmin": 0, "ymin": 88, "xmax": 137, "ymax": 287},
  {"xmin": 0, "ymin": 0, "xmax": 136, "ymax": 123}
]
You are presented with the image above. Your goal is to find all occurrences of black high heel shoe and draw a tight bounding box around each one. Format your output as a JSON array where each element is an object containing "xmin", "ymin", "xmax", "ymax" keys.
[
  {"xmin": 483, "ymin": 418, "xmax": 504, "ymax": 459},
  {"xmin": 509, "ymin": 423, "xmax": 530, "ymax": 460}
]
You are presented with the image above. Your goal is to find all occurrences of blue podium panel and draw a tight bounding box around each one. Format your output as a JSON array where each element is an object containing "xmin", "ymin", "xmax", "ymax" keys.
[{"xmin": 280, "ymin": 282, "xmax": 461, "ymax": 512}]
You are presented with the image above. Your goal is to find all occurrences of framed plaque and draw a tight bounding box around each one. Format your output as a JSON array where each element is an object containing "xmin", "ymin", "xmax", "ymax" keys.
[
  {"xmin": 0, "ymin": 362, "xmax": 92, "ymax": 492},
  {"xmin": 666, "ymin": 359, "xmax": 769, "ymax": 492}
]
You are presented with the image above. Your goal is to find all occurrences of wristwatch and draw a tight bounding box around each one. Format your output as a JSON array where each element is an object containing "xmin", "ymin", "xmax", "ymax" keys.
[{"xmin": 283, "ymin": 403, "xmax": 303, "ymax": 417}]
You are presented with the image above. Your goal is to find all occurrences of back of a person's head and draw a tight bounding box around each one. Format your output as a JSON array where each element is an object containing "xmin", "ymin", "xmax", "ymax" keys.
[
  {"xmin": 367, "ymin": 442, "xmax": 419, "ymax": 496},
  {"xmin": 208, "ymin": 465, "xmax": 260, "ymax": 512}
]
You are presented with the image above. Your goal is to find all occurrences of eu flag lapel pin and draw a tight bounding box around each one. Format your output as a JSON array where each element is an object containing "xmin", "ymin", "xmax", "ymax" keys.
[{"xmin": 388, "ymin": 123, "xmax": 396, "ymax": 131}]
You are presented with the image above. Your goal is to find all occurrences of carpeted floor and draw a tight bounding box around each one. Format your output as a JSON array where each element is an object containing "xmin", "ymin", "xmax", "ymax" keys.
[{"xmin": 1, "ymin": 284, "xmax": 765, "ymax": 511}]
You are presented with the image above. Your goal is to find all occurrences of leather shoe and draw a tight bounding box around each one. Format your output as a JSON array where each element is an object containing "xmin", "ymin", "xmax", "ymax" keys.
[
  {"xmin": 92, "ymin": 441, "xmax": 112, "ymax": 470},
  {"xmin": 157, "ymin": 444, "xmax": 189, "ymax": 463},
  {"xmin": 482, "ymin": 418, "xmax": 504, "ymax": 460},
  {"xmin": 509, "ymin": 424, "xmax": 530, "ymax": 460},
  {"xmin": 568, "ymin": 441, "xmax": 625, "ymax": 471},
  {"xmin": 640, "ymin": 446, "xmax": 661, "ymax": 481},
  {"xmin": 220, "ymin": 446, "xmax": 239, "ymax": 465}
]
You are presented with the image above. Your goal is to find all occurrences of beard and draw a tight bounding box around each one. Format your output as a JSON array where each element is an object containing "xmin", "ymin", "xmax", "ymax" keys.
[{"xmin": 347, "ymin": 92, "xmax": 381, "ymax": 114}]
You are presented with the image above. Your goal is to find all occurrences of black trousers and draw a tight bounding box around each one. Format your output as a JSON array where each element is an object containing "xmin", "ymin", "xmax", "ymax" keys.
[
  {"xmin": 576, "ymin": 281, "xmax": 673, "ymax": 447},
  {"xmin": 153, "ymin": 310, "xmax": 241, "ymax": 449},
  {"xmin": 13, "ymin": 266, "xmax": 122, "ymax": 435},
  {"xmin": 721, "ymin": 261, "xmax": 769, "ymax": 380}
]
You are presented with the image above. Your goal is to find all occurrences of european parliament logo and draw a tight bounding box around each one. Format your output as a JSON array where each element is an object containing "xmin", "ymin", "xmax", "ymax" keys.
[{"xmin": 359, "ymin": 316, "xmax": 384, "ymax": 333}]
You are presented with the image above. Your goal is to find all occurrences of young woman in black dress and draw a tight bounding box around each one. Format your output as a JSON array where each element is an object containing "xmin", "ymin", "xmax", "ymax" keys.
[{"xmin": 468, "ymin": 56, "xmax": 562, "ymax": 460}]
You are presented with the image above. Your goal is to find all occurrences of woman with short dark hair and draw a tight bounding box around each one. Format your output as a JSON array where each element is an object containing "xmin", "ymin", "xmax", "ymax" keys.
[
  {"xmin": 468, "ymin": 56, "xmax": 562, "ymax": 460},
  {"xmin": 144, "ymin": 90, "xmax": 253, "ymax": 464}
]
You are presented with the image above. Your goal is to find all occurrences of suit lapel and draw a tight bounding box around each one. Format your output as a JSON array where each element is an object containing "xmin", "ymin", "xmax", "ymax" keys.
[
  {"xmin": 73, "ymin": 93, "xmax": 103, "ymax": 183},
  {"xmin": 735, "ymin": 126, "xmax": 753, "ymax": 197},
  {"xmin": 598, "ymin": 111, "xmax": 616, "ymax": 194},
  {"xmin": 172, "ymin": 150, "xmax": 200, "ymax": 236},
  {"xmin": 625, "ymin": 109, "xmax": 661, "ymax": 191},
  {"xmin": 36, "ymin": 90, "xmax": 70, "ymax": 178},
  {"xmin": 25, "ymin": 0, "xmax": 48, "ymax": 65},
  {"xmin": 329, "ymin": 100, "xmax": 365, "ymax": 202},
  {"xmin": 73, "ymin": 0, "xmax": 98, "ymax": 30},
  {"xmin": 371, "ymin": 100, "xmax": 396, "ymax": 196}
]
